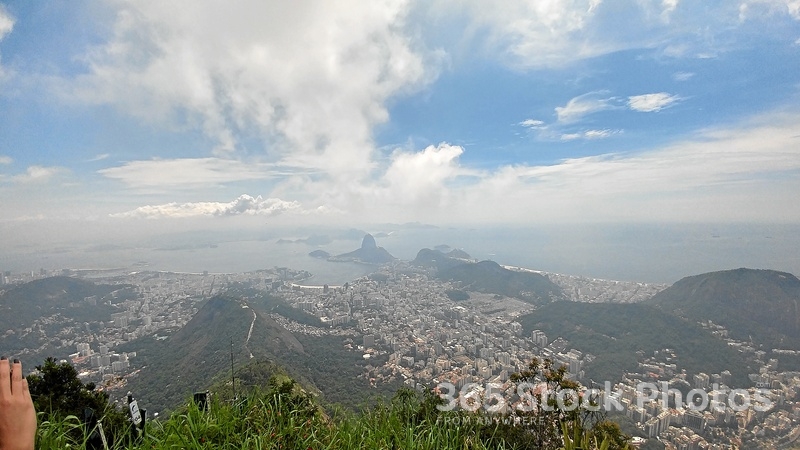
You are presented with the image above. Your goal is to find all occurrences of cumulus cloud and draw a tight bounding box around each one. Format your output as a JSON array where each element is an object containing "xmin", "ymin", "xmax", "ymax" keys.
[
  {"xmin": 672, "ymin": 72, "xmax": 694, "ymax": 81},
  {"xmin": 98, "ymin": 157, "xmax": 287, "ymax": 189},
  {"xmin": 72, "ymin": 0, "xmax": 433, "ymax": 179},
  {"xmin": 111, "ymin": 194, "xmax": 300, "ymax": 218},
  {"xmin": 556, "ymin": 92, "xmax": 618, "ymax": 123},
  {"xmin": 0, "ymin": 155, "xmax": 12, "ymax": 165},
  {"xmin": 628, "ymin": 93, "xmax": 680, "ymax": 112},
  {"xmin": 381, "ymin": 143, "xmax": 466, "ymax": 205}
]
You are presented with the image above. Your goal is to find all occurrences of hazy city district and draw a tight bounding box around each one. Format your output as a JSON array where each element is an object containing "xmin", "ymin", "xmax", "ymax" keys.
[{"xmin": 3, "ymin": 255, "xmax": 799, "ymax": 449}]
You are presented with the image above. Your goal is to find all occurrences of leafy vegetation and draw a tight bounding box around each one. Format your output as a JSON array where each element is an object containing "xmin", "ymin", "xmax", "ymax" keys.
[
  {"xmin": 29, "ymin": 346, "xmax": 630, "ymax": 450},
  {"xmin": 518, "ymin": 302, "xmax": 753, "ymax": 386},
  {"xmin": 647, "ymin": 268, "xmax": 800, "ymax": 348},
  {"xmin": 115, "ymin": 295, "xmax": 305, "ymax": 413},
  {"xmin": 34, "ymin": 372, "xmax": 622, "ymax": 450},
  {"xmin": 28, "ymin": 357, "xmax": 132, "ymax": 447},
  {"xmin": 116, "ymin": 294, "xmax": 399, "ymax": 414},
  {"xmin": 508, "ymin": 357, "xmax": 631, "ymax": 450}
]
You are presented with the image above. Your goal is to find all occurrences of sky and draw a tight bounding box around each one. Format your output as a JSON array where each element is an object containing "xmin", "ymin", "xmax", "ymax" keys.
[{"xmin": 1, "ymin": 0, "xmax": 800, "ymax": 246}]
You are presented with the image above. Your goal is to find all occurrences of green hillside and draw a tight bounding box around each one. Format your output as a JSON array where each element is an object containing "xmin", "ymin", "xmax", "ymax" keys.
[
  {"xmin": 646, "ymin": 268, "xmax": 800, "ymax": 348},
  {"xmin": 518, "ymin": 302, "xmax": 753, "ymax": 386},
  {"xmin": 412, "ymin": 248, "xmax": 471, "ymax": 271},
  {"xmin": 0, "ymin": 276, "xmax": 136, "ymax": 359},
  {"xmin": 438, "ymin": 260, "xmax": 565, "ymax": 305},
  {"xmin": 116, "ymin": 294, "xmax": 399, "ymax": 414},
  {"xmin": 116, "ymin": 295, "xmax": 304, "ymax": 412}
]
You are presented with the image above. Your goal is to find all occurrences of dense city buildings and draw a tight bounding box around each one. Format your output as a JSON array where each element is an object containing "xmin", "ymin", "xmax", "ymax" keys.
[{"xmin": 2, "ymin": 263, "xmax": 799, "ymax": 448}]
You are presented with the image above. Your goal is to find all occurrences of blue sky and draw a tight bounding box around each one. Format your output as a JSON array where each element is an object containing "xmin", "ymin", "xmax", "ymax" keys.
[{"xmin": 1, "ymin": 0, "xmax": 799, "ymax": 239}]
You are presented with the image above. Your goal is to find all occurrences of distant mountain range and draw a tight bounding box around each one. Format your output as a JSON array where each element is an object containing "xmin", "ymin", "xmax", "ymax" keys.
[{"xmin": 646, "ymin": 268, "xmax": 800, "ymax": 348}]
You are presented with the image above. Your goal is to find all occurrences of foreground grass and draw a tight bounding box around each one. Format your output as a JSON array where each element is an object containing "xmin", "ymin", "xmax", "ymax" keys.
[{"xmin": 36, "ymin": 386, "xmax": 516, "ymax": 450}]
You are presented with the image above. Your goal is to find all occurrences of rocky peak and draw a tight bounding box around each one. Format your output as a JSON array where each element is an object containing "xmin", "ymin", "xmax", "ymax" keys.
[{"xmin": 361, "ymin": 234, "xmax": 377, "ymax": 250}]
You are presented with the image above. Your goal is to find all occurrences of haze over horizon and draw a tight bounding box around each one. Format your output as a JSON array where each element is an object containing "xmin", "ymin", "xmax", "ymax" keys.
[{"xmin": 1, "ymin": 1, "xmax": 799, "ymax": 270}]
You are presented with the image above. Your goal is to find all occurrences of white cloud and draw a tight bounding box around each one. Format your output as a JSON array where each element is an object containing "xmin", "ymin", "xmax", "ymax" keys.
[
  {"xmin": 301, "ymin": 110, "xmax": 799, "ymax": 224},
  {"xmin": 12, "ymin": 166, "xmax": 66, "ymax": 183},
  {"xmin": 672, "ymin": 72, "xmax": 694, "ymax": 81},
  {"xmin": 0, "ymin": 155, "xmax": 12, "ymax": 165},
  {"xmin": 584, "ymin": 129, "xmax": 618, "ymax": 139},
  {"xmin": 560, "ymin": 129, "xmax": 619, "ymax": 141},
  {"xmin": 111, "ymin": 194, "xmax": 300, "ymax": 218},
  {"xmin": 87, "ymin": 153, "xmax": 110, "ymax": 162},
  {"xmin": 72, "ymin": 0, "xmax": 434, "ymax": 179},
  {"xmin": 519, "ymin": 119, "xmax": 545, "ymax": 128},
  {"xmin": 661, "ymin": 0, "xmax": 680, "ymax": 18},
  {"xmin": 434, "ymin": 0, "xmax": 800, "ymax": 69},
  {"xmin": 98, "ymin": 157, "xmax": 289, "ymax": 189},
  {"xmin": 628, "ymin": 93, "xmax": 680, "ymax": 112},
  {"xmin": 0, "ymin": 5, "xmax": 12, "ymax": 39},
  {"xmin": 555, "ymin": 92, "xmax": 618, "ymax": 123},
  {"xmin": 0, "ymin": 4, "xmax": 13, "ymax": 79},
  {"xmin": 381, "ymin": 142, "xmax": 466, "ymax": 205},
  {"xmin": 739, "ymin": 0, "xmax": 800, "ymax": 20},
  {"xmin": 457, "ymin": 112, "xmax": 800, "ymax": 223}
]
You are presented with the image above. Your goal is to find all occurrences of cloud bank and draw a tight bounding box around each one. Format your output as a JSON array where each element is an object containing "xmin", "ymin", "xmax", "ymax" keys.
[
  {"xmin": 109, "ymin": 111, "xmax": 800, "ymax": 224},
  {"xmin": 111, "ymin": 194, "xmax": 300, "ymax": 218}
]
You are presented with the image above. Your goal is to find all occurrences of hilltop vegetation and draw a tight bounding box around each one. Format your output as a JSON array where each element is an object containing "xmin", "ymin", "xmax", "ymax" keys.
[
  {"xmin": 412, "ymin": 250, "xmax": 564, "ymax": 305},
  {"xmin": 116, "ymin": 294, "xmax": 399, "ymax": 413},
  {"xmin": 647, "ymin": 268, "xmax": 800, "ymax": 348},
  {"xmin": 35, "ymin": 359, "xmax": 630, "ymax": 450},
  {"xmin": 116, "ymin": 295, "xmax": 304, "ymax": 412},
  {"xmin": 518, "ymin": 302, "xmax": 753, "ymax": 386}
]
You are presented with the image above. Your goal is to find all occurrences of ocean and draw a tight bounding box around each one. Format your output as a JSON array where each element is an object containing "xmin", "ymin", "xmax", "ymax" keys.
[{"xmin": 3, "ymin": 223, "xmax": 799, "ymax": 285}]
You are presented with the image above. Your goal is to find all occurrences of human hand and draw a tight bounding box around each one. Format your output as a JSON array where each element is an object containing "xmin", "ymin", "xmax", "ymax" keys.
[{"xmin": 0, "ymin": 358, "xmax": 36, "ymax": 450}]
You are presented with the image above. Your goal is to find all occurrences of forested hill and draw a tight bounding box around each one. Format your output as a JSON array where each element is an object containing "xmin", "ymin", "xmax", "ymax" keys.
[
  {"xmin": 646, "ymin": 268, "xmax": 800, "ymax": 347},
  {"xmin": 116, "ymin": 294, "xmax": 400, "ymax": 413},
  {"xmin": 117, "ymin": 295, "xmax": 305, "ymax": 412},
  {"xmin": 437, "ymin": 260, "xmax": 565, "ymax": 305},
  {"xmin": 518, "ymin": 302, "xmax": 753, "ymax": 387}
]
